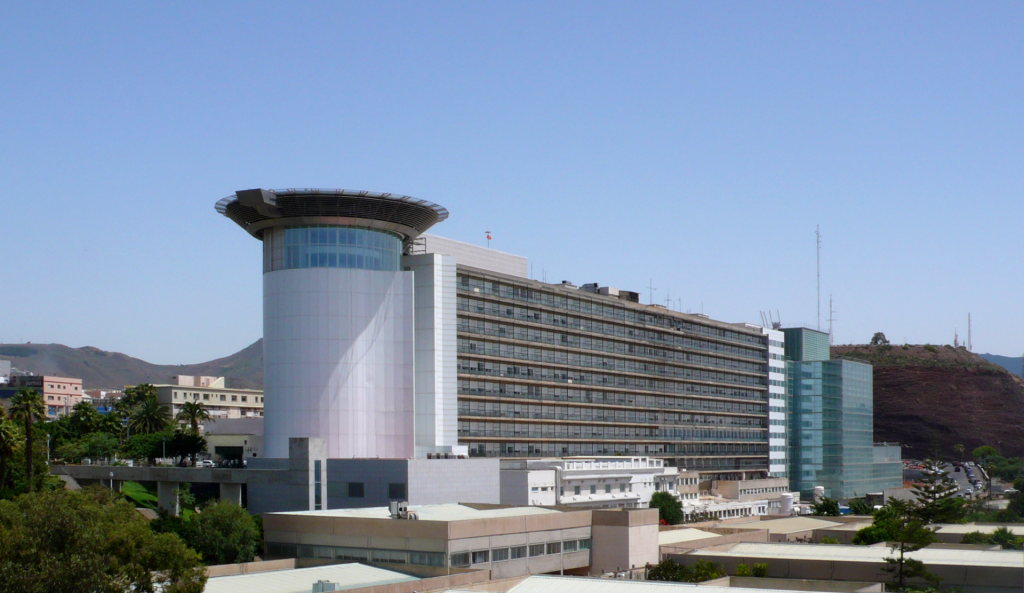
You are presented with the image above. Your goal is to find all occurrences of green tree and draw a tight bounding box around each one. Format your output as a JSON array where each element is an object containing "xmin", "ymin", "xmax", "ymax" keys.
[
  {"xmin": 649, "ymin": 491, "xmax": 683, "ymax": 525},
  {"xmin": 852, "ymin": 524, "xmax": 891, "ymax": 545},
  {"xmin": 870, "ymin": 332, "xmax": 890, "ymax": 346},
  {"xmin": 912, "ymin": 460, "xmax": 966, "ymax": 524},
  {"xmin": 647, "ymin": 558, "xmax": 691, "ymax": 582},
  {"xmin": 734, "ymin": 563, "xmax": 751, "ymax": 576},
  {"xmin": 960, "ymin": 531, "xmax": 990, "ymax": 545},
  {"xmin": 973, "ymin": 445, "xmax": 998, "ymax": 463},
  {"xmin": 0, "ymin": 421, "xmax": 16, "ymax": 490},
  {"xmin": 175, "ymin": 401, "xmax": 213, "ymax": 434},
  {"xmin": 161, "ymin": 501, "xmax": 262, "ymax": 564},
  {"xmin": 811, "ymin": 497, "xmax": 841, "ymax": 516},
  {"xmin": 169, "ymin": 429, "xmax": 207, "ymax": 466},
  {"xmin": 690, "ymin": 559, "xmax": 725, "ymax": 582},
  {"xmin": 848, "ymin": 498, "xmax": 873, "ymax": 515},
  {"xmin": 877, "ymin": 500, "xmax": 940, "ymax": 590},
  {"xmin": 0, "ymin": 487, "xmax": 206, "ymax": 593},
  {"xmin": 752, "ymin": 563, "xmax": 768, "ymax": 578},
  {"xmin": 68, "ymin": 401, "xmax": 103, "ymax": 436},
  {"xmin": 8, "ymin": 389, "xmax": 45, "ymax": 493},
  {"xmin": 821, "ymin": 537, "xmax": 840, "ymax": 544},
  {"xmin": 129, "ymin": 396, "xmax": 172, "ymax": 435},
  {"xmin": 989, "ymin": 527, "xmax": 1024, "ymax": 550}
]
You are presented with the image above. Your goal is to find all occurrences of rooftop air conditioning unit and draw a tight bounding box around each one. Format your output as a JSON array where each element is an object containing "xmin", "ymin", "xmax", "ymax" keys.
[{"xmin": 313, "ymin": 580, "xmax": 340, "ymax": 592}]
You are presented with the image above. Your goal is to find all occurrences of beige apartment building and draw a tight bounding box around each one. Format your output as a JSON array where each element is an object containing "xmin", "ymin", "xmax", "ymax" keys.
[
  {"xmin": 7, "ymin": 375, "xmax": 83, "ymax": 419},
  {"xmin": 155, "ymin": 376, "xmax": 263, "ymax": 427}
]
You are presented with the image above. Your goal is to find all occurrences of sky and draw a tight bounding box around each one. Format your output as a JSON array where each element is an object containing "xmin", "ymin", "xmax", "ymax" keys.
[{"xmin": 1, "ymin": 2, "xmax": 1022, "ymax": 364}]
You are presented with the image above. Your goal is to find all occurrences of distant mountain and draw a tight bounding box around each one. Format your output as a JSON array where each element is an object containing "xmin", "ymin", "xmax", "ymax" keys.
[
  {"xmin": 0, "ymin": 341, "xmax": 263, "ymax": 390},
  {"xmin": 980, "ymin": 353, "xmax": 1023, "ymax": 377},
  {"xmin": 834, "ymin": 344, "xmax": 1024, "ymax": 458}
]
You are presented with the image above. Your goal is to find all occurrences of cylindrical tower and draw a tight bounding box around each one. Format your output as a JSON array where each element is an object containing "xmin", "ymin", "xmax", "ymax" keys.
[{"xmin": 216, "ymin": 188, "xmax": 448, "ymax": 459}]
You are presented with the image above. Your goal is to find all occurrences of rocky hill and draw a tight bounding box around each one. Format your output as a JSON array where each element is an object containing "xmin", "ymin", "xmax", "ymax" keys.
[
  {"xmin": 833, "ymin": 344, "xmax": 1024, "ymax": 459},
  {"xmin": 0, "ymin": 341, "xmax": 263, "ymax": 390}
]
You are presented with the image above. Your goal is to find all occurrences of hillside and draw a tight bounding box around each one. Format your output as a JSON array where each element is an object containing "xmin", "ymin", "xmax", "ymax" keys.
[
  {"xmin": 833, "ymin": 344, "xmax": 1024, "ymax": 459},
  {"xmin": 0, "ymin": 341, "xmax": 263, "ymax": 390},
  {"xmin": 980, "ymin": 353, "xmax": 1023, "ymax": 376}
]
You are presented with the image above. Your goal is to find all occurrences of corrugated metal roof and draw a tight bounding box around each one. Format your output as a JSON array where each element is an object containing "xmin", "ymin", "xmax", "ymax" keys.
[
  {"xmin": 658, "ymin": 528, "xmax": 719, "ymax": 545},
  {"xmin": 504, "ymin": 575, "xmax": 859, "ymax": 593},
  {"xmin": 271, "ymin": 504, "xmax": 561, "ymax": 521},
  {"xmin": 204, "ymin": 563, "xmax": 417, "ymax": 593},
  {"xmin": 725, "ymin": 517, "xmax": 841, "ymax": 534},
  {"xmin": 692, "ymin": 542, "xmax": 1024, "ymax": 567}
]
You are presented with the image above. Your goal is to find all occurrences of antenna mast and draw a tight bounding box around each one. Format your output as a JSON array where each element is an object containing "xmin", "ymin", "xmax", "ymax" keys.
[
  {"xmin": 828, "ymin": 294, "xmax": 836, "ymax": 345},
  {"xmin": 816, "ymin": 225, "xmax": 821, "ymax": 331},
  {"xmin": 486, "ymin": 230, "xmax": 491, "ymax": 249},
  {"xmin": 968, "ymin": 313, "xmax": 972, "ymax": 352},
  {"xmin": 648, "ymin": 279, "xmax": 657, "ymax": 305}
]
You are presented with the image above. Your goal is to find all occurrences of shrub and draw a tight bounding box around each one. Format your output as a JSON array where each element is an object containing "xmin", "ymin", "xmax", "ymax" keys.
[
  {"xmin": 821, "ymin": 537, "xmax": 840, "ymax": 544},
  {"xmin": 734, "ymin": 563, "xmax": 751, "ymax": 576},
  {"xmin": 752, "ymin": 563, "xmax": 769, "ymax": 578}
]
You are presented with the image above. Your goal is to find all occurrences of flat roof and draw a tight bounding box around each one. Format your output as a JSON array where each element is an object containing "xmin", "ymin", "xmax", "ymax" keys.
[
  {"xmin": 692, "ymin": 542, "xmax": 1024, "ymax": 568},
  {"xmin": 819, "ymin": 521, "xmax": 873, "ymax": 532},
  {"xmin": 204, "ymin": 563, "xmax": 417, "ymax": 593},
  {"xmin": 934, "ymin": 523, "xmax": 1024, "ymax": 535},
  {"xmin": 504, "ymin": 575, "xmax": 862, "ymax": 593},
  {"xmin": 658, "ymin": 528, "xmax": 719, "ymax": 546},
  {"xmin": 726, "ymin": 517, "xmax": 841, "ymax": 534},
  {"xmin": 270, "ymin": 503, "xmax": 562, "ymax": 522}
]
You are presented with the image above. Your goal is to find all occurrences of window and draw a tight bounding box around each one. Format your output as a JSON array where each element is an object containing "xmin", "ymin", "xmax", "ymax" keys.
[
  {"xmin": 620, "ymin": 484, "xmax": 626, "ymax": 492},
  {"xmin": 203, "ymin": 394, "xmax": 209, "ymax": 400},
  {"xmin": 529, "ymin": 544, "xmax": 545, "ymax": 557},
  {"xmin": 388, "ymin": 483, "xmax": 406, "ymax": 499},
  {"xmin": 241, "ymin": 396, "xmax": 247, "ymax": 402},
  {"xmin": 313, "ymin": 460, "xmax": 322, "ymax": 510},
  {"xmin": 450, "ymin": 553, "xmax": 470, "ymax": 567},
  {"xmin": 510, "ymin": 546, "xmax": 527, "ymax": 560},
  {"xmin": 546, "ymin": 542, "xmax": 561, "ymax": 555},
  {"xmin": 578, "ymin": 538, "xmax": 592, "ymax": 550},
  {"xmin": 409, "ymin": 552, "xmax": 444, "ymax": 567},
  {"xmin": 220, "ymin": 395, "xmax": 226, "ymax": 401},
  {"xmin": 347, "ymin": 482, "xmax": 365, "ymax": 498},
  {"xmin": 531, "ymin": 487, "xmax": 539, "ymax": 492},
  {"xmin": 590, "ymin": 485, "xmax": 596, "ymax": 494},
  {"xmin": 574, "ymin": 486, "xmax": 580, "ymax": 495},
  {"xmin": 563, "ymin": 540, "xmax": 578, "ymax": 552},
  {"xmin": 491, "ymin": 547, "xmax": 510, "ymax": 562},
  {"xmin": 232, "ymin": 395, "xmax": 238, "ymax": 402},
  {"xmin": 605, "ymin": 485, "xmax": 611, "ymax": 494},
  {"xmin": 472, "ymin": 550, "xmax": 489, "ymax": 564}
]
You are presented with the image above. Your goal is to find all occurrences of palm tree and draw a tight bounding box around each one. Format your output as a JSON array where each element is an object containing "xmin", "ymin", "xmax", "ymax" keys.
[
  {"xmin": 9, "ymin": 389, "xmax": 46, "ymax": 492},
  {"xmin": 0, "ymin": 420, "xmax": 17, "ymax": 490},
  {"xmin": 954, "ymin": 443, "xmax": 965, "ymax": 464},
  {"xmin": 129, "ymin": 396, "xmax": 172, "ymax": 436},
  {"xmin": 175, "ymin": 401, "xmax": 213, "ymax": 434},
  {"xmin": 69, "ymin": 401, "xmax": 102, "ymax": 436}
]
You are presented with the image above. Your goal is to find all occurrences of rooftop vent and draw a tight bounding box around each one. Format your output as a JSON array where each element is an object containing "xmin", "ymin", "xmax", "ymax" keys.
[{"xmin": 313, "ymin": 580, "xmax": 340, "ymax": 593}]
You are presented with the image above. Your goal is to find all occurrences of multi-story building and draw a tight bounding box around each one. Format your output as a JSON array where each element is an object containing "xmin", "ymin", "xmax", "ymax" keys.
[
  {"xmin": 2, "ymin": 375, "xmax": 83, "ymax": 419},
  {"xmin": 784, "ymin": 327, "xmax": 902, "ymax": 499},
  {"xmin": 455, "ymin": 269, "xmax": 772, "ymax": 479},
  {"xmin": 154, "ymin": 376, "xmax": 263, "ymax": 425},
  {"xmin": 0, "ymin": 360, "xmax": 11, "ymax": 385},
  {"xmin": 499, "ymin": 456, "xmax": 697, "ymax": 509}
]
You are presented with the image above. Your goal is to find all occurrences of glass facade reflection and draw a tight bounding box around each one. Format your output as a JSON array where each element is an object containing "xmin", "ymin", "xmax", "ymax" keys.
[
  {"xmin": 263, "ymin": 226, "xmax": 402, "ymax": 273},
  {"xmin": 787, "ymin": 357, "xmax": 902, "ymax": 498}
]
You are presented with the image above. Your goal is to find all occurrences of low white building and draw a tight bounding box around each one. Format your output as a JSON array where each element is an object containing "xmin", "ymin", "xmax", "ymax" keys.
[
  {"xmin": 500, "ymin": 457, "xmax": 698, "ymax": 509},
  {"xmin": 683, "ymin": 495, "xmax": 771, "ymax": 520},
  {"xmin": 155, "ymin": 376, "xmax": 263, "ymax": 425}
]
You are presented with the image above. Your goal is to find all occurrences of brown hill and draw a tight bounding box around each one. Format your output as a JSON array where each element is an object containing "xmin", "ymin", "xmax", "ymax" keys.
[
  {"xmin": 833, "ymin": 344, "xmax": 1024, "ymax": 459},
  {"xmin": 0, "ymin": 341, "xmax": 263, "ymax": 390}
]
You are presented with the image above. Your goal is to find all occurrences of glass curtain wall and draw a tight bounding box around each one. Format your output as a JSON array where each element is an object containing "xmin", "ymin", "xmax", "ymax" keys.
[{"xmin": 263, "ymin": 226, "xmax": 402, "ymax": 273}]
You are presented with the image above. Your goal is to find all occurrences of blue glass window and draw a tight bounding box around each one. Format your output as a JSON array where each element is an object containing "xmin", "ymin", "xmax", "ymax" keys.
[{"xmin": 263, "ymin": 226, "xmax": 402, "ymax": 272}]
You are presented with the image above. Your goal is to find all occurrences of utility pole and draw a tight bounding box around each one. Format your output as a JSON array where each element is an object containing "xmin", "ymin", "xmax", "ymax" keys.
[
  {"xmin": 968, "ymin": 313, "xmax": 972, "ymax": 352},
  {"xmin": 816, "ymin": 225, "xmax": 821, "ymax": 331},
  {"xmin": 648, "ymin": 280, "xmax": 657, "ymax": 305}
]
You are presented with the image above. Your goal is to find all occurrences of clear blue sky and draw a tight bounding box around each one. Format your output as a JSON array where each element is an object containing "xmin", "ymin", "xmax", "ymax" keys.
[{"xmin": 2, "ymin": 2, "xmax": 1022, "ymax": 364}]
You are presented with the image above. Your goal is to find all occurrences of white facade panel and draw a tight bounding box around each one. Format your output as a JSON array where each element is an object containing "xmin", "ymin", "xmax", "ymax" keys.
[
  {"xmin": 422, "ymin": 234, "xmax": 528, "ymax": 278},
  {"xmin": 263, "ymin": 268, "xmax": 415, "ymax": 459},
  {"xmin": 404, "ymin": 253, "xmax": 461, "ymax": 456}
]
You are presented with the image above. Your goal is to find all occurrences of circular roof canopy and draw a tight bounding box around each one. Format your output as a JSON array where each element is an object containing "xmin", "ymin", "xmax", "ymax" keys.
[{"xmin": 215, "ymin": 188, "xmax": 449, "ymax": 240}]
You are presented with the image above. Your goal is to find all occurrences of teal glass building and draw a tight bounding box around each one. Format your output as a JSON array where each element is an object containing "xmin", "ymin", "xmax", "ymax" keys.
[{"xmin": 784, "ymin": 328, "xmax": 902, "ymax": 499}]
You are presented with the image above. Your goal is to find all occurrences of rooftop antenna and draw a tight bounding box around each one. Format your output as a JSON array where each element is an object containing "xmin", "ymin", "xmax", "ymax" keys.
[
  {"xmin": 664, "ymin": 288, "xmax": 672, "ymax": 310},
  {"xmin": 828, "ymin": 295, "xmax": 836, "ymax": 345},
  {"xmin": 648, "ymin": 280, "xmax": 657, "ymax": 305},
  {"xmin": 486, "ymin": 231, "xmax": 491, "ymax": 249},
  {"xmin": 816, "ymin": 225, "xmax": 822, "ymax": 331}
]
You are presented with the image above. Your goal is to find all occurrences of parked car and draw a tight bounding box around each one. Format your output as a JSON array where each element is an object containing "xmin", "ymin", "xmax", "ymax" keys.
[{"xmin": 195, "ymin": 459, "xmax": 215, "ymax": 468}]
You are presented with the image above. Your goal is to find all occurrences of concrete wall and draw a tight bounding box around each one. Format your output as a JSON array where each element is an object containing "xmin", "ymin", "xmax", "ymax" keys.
[
  {"xmin": 408, "ymin": 458, "xmax": 500, "ymax": 505},
  {"xmin": 589, "ymin": 509, "xmax": 659, "ymax": 575},
  {"xmin": 263, "ymin": 267, "xmax": 415, "ymax": 459},
  {"xmin": 326, "ymin": 459, "xmax": 409, "ymax": 509}
]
